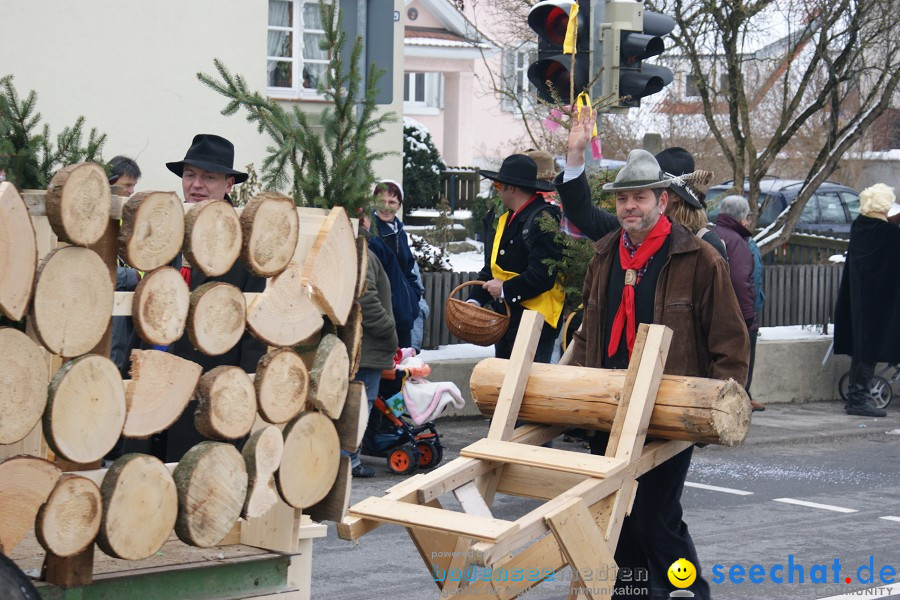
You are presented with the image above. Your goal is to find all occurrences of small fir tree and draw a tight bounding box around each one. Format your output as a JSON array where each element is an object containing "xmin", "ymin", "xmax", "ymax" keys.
[
  {"xmin": 197, "ymin": 1, "xmax": 395, "ymax": 214},
  {"xmin": 403, "ymin": 118, "xmax": 444, "ymax": 209},
  {"xmin": 0, "ymin": 75, "xmax": 106, "ymax": 189},
  {"xmin": 431, "ymin": 196, "xmax": 454, "ymax": 250}
]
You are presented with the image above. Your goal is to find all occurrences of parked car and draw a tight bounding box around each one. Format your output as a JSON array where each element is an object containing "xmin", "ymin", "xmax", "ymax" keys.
[{"xmin": 705, "ymin": 178, "xmax": 860, "ymax": 237}]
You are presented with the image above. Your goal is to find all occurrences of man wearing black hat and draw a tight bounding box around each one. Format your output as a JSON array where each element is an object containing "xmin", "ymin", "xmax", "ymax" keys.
[
  {"xmin": 468, "ymin": 154, "xmax": 565, "ymax": 362},
  {"xmin": 156, "ymin": 134, "xmax": 266, "ymax": 462}
]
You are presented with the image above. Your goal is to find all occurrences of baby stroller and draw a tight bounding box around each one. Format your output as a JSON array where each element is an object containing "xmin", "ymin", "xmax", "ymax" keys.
[{"xmin": 360, "ymin": 350, "xmax": 464, "ymax": 475}]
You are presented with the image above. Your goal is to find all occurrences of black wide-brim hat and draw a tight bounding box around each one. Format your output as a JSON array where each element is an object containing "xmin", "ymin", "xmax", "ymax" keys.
[
  {"xmin": 479, "ymin": 154, "xmax": 554, "ymax": 193},
  {"xmin": 655, "ymin": 147, "xmax": 702, "ymax": 208},
  {"xmin": 166, "ymin": 134, "xmax": 248, "ymax": 184}
]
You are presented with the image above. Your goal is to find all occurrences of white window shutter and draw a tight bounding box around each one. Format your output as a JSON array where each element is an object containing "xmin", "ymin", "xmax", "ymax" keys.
[{"xmin": 501, "ymin": 50, "xmax": 515, "ymax": 111}]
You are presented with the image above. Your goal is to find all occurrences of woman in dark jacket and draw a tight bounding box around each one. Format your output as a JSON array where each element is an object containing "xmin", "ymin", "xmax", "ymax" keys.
[
  {"xmin": 834, "ymin": 183, "xmax": 900, "ymax": 417},
  {"xmin": 371, "ymin": 179, "xmax": 420, "ymax": 348},
  {"xmin": 369, "ymin": 179, "xmax": 421, "ymax": 348}
]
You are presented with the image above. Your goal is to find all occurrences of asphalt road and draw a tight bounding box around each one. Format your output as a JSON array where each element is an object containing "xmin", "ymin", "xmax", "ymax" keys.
[{"xmin": 310, "ymin": 402, "xmax": 900, "ymax": 600}]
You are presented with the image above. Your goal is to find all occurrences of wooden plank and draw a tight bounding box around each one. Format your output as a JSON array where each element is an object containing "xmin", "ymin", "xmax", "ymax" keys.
[
  {"xmin": 776, "ymin": 266, "xmax": 786, "ymax": 326},
  {"xmin": 405, "ymin": 499, "xmax": 462, "ymax": 585},
  {"xmin": 470, "ymin": 439, "xmax": 692, "ymax": 566},
  {"xmin": 440, "ymin": 272, "xmax": 452, "ymax": 346},
  {"xmin": 487, "ymin": 310, "xmax": 544, "ymax": 441},
  {"xmin": 347, "ymin": 497, "xmax": 517, "ymax": 542},
  {"xmin": 453, "ymin": 481, "xmax": 493, "ymax": 518},
  {"xmin": 416, "ymin": 425, "xmax": 563, "ymax": 504},
  {"xmin": 465, "ymin": 494, "xmax": 614, "ymax": 600},
  {"xmin": 338, "ymin": 473, "xmax": 431, "ymax": 540},
  {"xmin": 461, "ymin": 439, "xmax": 624, "ymax": 478},
  {"xmin": 22, "ymin": 190, "xmax": 126, "ymax": 220},
  {"xmin": 495, "ymin": 463, "xmax": 587, "ymax": 500},
  {"xmin": 546, "ymin": 498, "xmax": 617, "ymax": 600},
  {"xmin": 438, "ymin": 536, "xmax": 476, "ymax": 598},
  {"xmin": 43, "ymin": 545, "xmax": 95, "ymax": 587},
  {"xmin": 609, "ymin": 325, "xmax": 672, "ymax": 462},
  {"xmin": 240, "ymin": 497, "xmax": 302, "ymax": 553}
]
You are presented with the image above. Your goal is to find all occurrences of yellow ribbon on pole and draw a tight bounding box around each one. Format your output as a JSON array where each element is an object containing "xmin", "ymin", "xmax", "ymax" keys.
[
  {"xmin": 563, "ymin": 2, "xmax": 579, "ymax": 54},
  {"xmin": 576, "ymin": 92, "xmax": 599, "ymax": 137}
]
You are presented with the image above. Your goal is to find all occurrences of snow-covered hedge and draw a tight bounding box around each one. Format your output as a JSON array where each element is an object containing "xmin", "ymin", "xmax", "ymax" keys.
[{"xmin": 403, "ymin": 117, "xmax": 445, "ymax": 210}]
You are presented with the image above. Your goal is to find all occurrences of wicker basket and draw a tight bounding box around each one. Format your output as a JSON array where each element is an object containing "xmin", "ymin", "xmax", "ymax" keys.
[{"xmin": 445, "ymin": 281, "xmax": 510, "ymax": 346}]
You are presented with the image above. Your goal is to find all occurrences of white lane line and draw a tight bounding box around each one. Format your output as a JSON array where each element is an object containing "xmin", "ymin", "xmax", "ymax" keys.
[
  {"xmin": 773, "ymin": 498, "xmax": 858, "ymax": 513},
  {"xmin": 684, "ymin": 481, "xmax": 753, "ymax": 495},
  {"xmin": 817, "ymin": 583, "xmax": 899, "ymax": 599},
  {"xmin": 879, "ymin": 516, "xmax": 900, "ymax": 523}
]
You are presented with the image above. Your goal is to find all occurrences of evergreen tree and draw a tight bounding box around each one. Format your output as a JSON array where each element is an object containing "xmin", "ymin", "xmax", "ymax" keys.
[
  {"xmin": 432, "ymin": 196, "xmax": 454, "ymax": 250},
  {"xmin": 0, "ymin": 75, "xmax": 106, "ymax": 189},
  {"xmin": 197, "ymin": 1, "xmax": 395, "ymax": 213},
  {"xmin": 403, "ymin": 118, "xmax": 444, "ymax": 209}
]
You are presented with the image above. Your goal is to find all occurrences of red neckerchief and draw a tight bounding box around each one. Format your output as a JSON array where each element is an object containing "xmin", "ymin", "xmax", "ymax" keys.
[
  {"xmin": 506, "ymin": 193, "xmax": 540, "ymax": 226},
  {"xmin": 607, "ymin": 216, "xmax": 672, "ymax": 358}
]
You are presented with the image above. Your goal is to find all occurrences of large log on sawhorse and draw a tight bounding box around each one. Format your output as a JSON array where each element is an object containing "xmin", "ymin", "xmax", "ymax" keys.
[{"xmin": 471, "ymin": 358, "xmax": 750, "ymax": 446}]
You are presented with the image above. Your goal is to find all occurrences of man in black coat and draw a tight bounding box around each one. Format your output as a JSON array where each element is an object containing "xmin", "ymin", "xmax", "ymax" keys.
[
  {"xmin": 468, "ymin": 154, "xmax": 565, "ymax": 362},
  {"xmin": 834, "ymin": 183, "xmax": 900, "ymax": 417},
  {"xmin": 157, "ymin": 134, "xmax": 267, "ymax": 461}
]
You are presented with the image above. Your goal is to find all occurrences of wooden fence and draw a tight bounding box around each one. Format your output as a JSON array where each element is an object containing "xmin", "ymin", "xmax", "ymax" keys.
[
  {"xmin": 440, "ymin": 167, "xmax": 480, "ymax": 211},
  {"xmin": 421, "ymin": 264, "xmax": 844, "ymax": 349},
  {"xmin": 763, "ymin": 233, "xmax": 848, "ymax": 265}
]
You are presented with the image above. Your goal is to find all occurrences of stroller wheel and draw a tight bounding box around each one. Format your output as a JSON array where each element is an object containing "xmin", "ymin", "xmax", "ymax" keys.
[
  {"xmin": 415, "ymin": 440, "xmax": 443, "ymax": 470},
  {"xmin": 387, "ymin": 446, "xmax": 417, "ymax": 475}
]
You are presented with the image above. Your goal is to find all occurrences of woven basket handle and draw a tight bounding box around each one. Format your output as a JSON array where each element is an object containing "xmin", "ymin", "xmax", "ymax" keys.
[{"xmin": 447, "ymin": 280, "xmax": 511, "ymax": 318}]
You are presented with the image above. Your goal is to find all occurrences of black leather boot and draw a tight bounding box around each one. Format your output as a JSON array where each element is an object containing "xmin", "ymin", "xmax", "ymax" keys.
[{"xmin": 846, "ymin": 384, "xmax": 887, "ymax": 417}]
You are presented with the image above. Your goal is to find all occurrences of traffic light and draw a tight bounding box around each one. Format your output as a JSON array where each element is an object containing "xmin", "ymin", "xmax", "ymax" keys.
[
  {"xmin": 600, "ymin": 1, "xmax": 675, "ymax": 111},
  {"xmin": 526, "ymin": 0, "xmax": 591, "ymax": 104}
]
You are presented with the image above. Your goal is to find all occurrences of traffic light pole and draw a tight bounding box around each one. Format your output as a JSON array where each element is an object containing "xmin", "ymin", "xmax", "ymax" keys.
[{"xmin": 600, "ymin": 1, "xmax": 643, "ymax": 115}]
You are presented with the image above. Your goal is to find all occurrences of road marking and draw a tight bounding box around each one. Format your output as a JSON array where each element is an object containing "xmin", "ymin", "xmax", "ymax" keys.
[
  {"xmin": 817, "ymin": 583, "xmax": 898, "ymax": 599},
  {"xmin": 773, "ymin": 498, "xmax": 857, "ymax": 513},
  {"xmin": 879, "ymin": 516, "xmax": 900, "ymax": 523},
  {"xmin": 684, "ymin": 482, "xmax": 753, "ymax": 495}
]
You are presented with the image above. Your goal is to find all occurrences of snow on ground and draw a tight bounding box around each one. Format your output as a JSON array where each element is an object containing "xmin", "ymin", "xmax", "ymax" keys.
[
  {"xmin": 421, "ymin": 325, "xmax": 829, "ymax": 361},
  {"xmin": 757, "ymin": 324, "xmax": 830, "ymax": 340},
  {"xmin": 418, "ymin": 344, "xmax": 496, "ymax": 362},
  {"xmin": 425, "ymin": 237, "xmax": 486, "ymax": 273},
  {"xmin": 408, "ymin": 208, "xmax": 472, "ymax": 219}
]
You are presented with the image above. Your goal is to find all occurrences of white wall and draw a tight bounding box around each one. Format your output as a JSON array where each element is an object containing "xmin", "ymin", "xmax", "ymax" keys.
[{"xmin": 2, "ymin": 0, "xmax": 403, "ymax": 194}]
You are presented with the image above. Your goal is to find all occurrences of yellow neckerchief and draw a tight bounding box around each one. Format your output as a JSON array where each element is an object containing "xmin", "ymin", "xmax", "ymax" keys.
[{"xmin": 490, "ymin": 210, "xmax": 565, "ymax": 328}]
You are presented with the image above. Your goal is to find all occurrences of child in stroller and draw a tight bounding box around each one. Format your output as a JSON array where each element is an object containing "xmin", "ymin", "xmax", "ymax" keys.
[{"xmin": 360, "ymin": 350, "xmax": 465, "ymax": 475}]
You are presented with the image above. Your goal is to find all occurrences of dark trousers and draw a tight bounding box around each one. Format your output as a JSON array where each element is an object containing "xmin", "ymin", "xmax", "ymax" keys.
[
  {"xmin": 746, "ymin": 327, "xmax": 758, "ymax": 400},
  {"xmin": 590, "ymin": 435, "xmax": 710, "ymax": 600},
  {"xmin": 849, "ymin": 356, "xmax": 876, "ymax": 400},
  {"xmin": 495, "ymin": 320, "xmax": 557, "ymax": 363}
]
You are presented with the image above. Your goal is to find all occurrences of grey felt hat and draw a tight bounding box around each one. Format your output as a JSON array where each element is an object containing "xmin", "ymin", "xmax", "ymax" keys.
[{"xmin": 602, "ymin": 149, "xmax": 670, "ymax": 192}]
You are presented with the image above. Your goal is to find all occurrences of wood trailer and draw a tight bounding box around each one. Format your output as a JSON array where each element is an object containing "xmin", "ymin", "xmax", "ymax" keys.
[{"xmin": 1, "ymin": 171, "xmax": 367, "ymax": 599}]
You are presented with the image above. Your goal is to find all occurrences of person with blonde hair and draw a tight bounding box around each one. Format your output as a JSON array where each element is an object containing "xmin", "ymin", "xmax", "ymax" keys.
[{"xmin": 834, "ymin": 183, "xmax": 900, "ymax": 417}]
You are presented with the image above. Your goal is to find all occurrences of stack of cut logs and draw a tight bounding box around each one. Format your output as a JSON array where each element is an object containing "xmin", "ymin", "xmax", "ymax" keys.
[{"xmin": 0, "ymin": 163, "xmax": 369, "ymax": 562}]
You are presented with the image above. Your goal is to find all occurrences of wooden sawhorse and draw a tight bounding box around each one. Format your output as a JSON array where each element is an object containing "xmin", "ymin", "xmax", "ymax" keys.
[{"xmin": 339, "ymin": 311, "xmax": 692, "ymax": 599}]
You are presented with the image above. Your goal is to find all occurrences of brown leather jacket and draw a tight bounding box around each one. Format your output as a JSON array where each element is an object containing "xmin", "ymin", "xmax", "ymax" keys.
[{"xmin": 571, "ymin": 220, "xmax": 750, "ymax": 385}]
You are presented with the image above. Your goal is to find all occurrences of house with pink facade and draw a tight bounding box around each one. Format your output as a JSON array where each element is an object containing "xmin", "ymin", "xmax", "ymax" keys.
[{"xmin": 401, "ymin": 0, "xmax": 536, "ymax": 169}]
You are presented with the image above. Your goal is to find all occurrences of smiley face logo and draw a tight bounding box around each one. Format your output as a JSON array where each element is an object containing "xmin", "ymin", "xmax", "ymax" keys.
[{"xmin": 668, "ymin": 558, "xmax": 697, "ymax": 588}]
